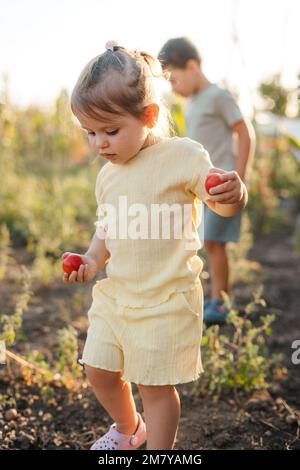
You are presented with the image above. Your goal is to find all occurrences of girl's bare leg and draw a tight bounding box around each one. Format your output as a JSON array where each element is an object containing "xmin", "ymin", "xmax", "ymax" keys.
[
  {"xmin": 138, "ymin": 384, "xmax": 181, "ymax": 450},
  {"xmin": 85, "ymin": 365, "xmax": 139, "ymax": 435}
]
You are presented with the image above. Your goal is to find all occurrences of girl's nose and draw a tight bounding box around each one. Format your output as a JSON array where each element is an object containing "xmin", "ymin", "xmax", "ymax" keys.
[{"xmin": 95, "ymin": 135, "xmax": 108, "ymax": 150}]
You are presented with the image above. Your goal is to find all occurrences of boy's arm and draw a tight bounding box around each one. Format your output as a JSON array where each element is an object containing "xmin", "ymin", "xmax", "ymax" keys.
[{"xmin": 232, "ymin": 119, "xmax": 256, "ymax": 181}]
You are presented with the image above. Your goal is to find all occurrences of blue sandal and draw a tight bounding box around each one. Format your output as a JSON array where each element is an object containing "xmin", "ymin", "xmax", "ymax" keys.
[{"xmin": 204, "ymin": 300, "xmax": 229, "ymax": 326}]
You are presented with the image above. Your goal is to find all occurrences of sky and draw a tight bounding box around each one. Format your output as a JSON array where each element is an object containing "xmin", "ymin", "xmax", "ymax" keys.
[{"xmin": 1, "ymin": 0, "xmax": 299, "ymax": 116}]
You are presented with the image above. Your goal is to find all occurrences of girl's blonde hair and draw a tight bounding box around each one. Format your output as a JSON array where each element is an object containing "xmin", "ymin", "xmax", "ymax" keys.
[{"xmin": 71, "ymin": 43, "xmax": 173, "ymax": 138}]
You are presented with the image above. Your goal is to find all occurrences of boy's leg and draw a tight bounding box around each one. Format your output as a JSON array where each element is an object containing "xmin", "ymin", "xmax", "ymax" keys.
[
  {"xmin": 137, "ymin": 384, "xmax": 180, "ymax": 450},
  {"xmin": 85, "ymin": 365, "xmax": 139, "ymax": 435},
  {"xmin": 204, "ymin": 240, "xmax": 229, "ymax": 300}
]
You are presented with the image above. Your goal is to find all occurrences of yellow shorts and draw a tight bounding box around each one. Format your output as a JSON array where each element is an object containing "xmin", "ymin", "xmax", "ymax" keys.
[{"xmin": 80, "ymin": 283, "xmax": 204, "ymax": 385}]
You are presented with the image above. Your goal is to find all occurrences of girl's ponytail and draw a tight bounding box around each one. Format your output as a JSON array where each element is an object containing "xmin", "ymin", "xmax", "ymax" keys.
[{"xmin": 71, "ymin": 42, "xmax": 174, "ymax": 138}]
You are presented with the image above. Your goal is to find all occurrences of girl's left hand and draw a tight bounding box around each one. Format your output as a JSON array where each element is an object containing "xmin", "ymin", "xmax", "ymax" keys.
[{"xmin": 206, "ymin": 167, "xmax": 244, "ymax": 204}]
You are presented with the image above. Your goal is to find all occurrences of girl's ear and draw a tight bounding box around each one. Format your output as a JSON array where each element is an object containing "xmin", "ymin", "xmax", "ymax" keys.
[{"xmin": 144, "ymin": 103, "xmax": 159, "ymax": 128}]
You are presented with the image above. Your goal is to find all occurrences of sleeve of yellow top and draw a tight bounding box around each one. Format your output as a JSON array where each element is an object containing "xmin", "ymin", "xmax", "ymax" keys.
[{"xmin": 185, "ymin": 143, "xmax": 214, "ymax": 202}]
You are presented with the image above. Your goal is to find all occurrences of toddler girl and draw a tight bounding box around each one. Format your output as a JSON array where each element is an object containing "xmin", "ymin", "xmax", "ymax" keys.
[{"xmin": 63, "ymin": 40, "xmax": 247, "ymax": 450}]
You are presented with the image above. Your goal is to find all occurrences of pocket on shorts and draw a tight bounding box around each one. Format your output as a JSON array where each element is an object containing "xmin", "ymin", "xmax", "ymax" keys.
[{"xmin": 179, "ymin": 286, "xmax": 203, "ymax": 317}]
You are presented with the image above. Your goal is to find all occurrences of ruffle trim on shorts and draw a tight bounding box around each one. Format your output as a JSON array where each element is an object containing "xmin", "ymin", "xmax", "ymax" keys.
[
  {"xmin": 78, "ymin": 356, "xmax": 204, "ymax": 386},
  {"xmin": 122, "ymin": 367, "xmax": 205, "ymax": 386}
]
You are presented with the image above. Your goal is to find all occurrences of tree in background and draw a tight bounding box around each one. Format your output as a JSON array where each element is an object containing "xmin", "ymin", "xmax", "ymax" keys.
[{"xmin": 258, "ymin": 73, "xmax": 290, "ymax": 116}]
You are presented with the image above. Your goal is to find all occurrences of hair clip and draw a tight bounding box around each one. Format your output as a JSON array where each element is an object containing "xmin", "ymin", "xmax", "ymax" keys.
[{"xmin": 105, "ymin": 40, "xmax": 119, "ymax": 52}]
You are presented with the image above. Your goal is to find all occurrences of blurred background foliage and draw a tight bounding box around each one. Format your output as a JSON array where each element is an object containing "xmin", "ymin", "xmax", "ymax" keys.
[
  {"xmin": 0, "ymin": 72, "xmax": 300, "ymax": 396},
  {"xmin": 0, "ymin": 72, "xmax": 300, "ymax": 286}
]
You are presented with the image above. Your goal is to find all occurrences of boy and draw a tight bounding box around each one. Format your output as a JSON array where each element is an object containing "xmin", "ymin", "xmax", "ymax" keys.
[{"xmin": 158, "ymin": 37, "xmax": 255, "ymax": 325}]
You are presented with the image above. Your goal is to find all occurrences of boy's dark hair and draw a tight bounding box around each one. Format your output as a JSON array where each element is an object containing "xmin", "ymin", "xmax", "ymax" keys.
[{"xmin": 158, "ymin": 37, "xmax": 201, "ymax": 69}]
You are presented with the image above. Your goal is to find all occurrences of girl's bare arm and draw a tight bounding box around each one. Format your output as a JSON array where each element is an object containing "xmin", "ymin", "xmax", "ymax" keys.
[{"xmin": 62, "ymin": 233, "xmax": 110, "ymax": 284}]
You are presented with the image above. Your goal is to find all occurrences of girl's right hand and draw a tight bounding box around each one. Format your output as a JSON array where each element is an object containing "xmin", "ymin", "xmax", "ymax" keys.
[{"xmin": 62, "ymin": 252, "xmax": 99, "ymax": 284}]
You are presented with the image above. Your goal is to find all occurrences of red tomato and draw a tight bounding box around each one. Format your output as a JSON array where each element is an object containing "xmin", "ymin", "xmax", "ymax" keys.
[
  {"xmin": 205, "ymin": 174, "xmax": 223, "ymax": 194},
  {"xmin": 62, "ymin": 254, "xmax": 83, "ymax": 274}
]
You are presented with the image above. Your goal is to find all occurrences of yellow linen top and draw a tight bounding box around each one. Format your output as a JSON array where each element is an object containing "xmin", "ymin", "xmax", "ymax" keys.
[{"xmin": 94, "ymin": 136, "xmax": 213, "ymax": 307}]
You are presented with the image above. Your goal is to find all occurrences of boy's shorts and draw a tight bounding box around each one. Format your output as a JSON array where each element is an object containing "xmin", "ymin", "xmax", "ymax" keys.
[
  {"xmin": 203, "ymin": 204, "xmax": 242, "ymax": 243},
  {"xmin": 79, "ymin": 283, "xmax": 204, "ymax": 386}
]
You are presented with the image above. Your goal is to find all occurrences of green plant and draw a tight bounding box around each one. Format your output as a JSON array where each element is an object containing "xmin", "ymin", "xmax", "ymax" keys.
[
  {"xmin": 20, "ymin": 326, "xmax": 82, "ymax": 394},
  {"xmin": 228, "ymin": 213, "xmax": 263, "ymax": 285},
  {"xmin": 197, "ymin": 286, "xmax": 283, "ymax": 397},
  {"xmin": 0, "ymin": 223, "xmax": 14, "ymax": 280},
  {"xmin": 0, "ymin": 266, "xmax": 32, "ymax": 346},
  {"xmin": 24, "ymin": 350, "xmax": 55, "ymax": 385},
  {"xmin": 0, "ymin": 394, "xmax": 16, "ymax": 409},
  {"xmin": 55, "ymin": 325, "xmax": 82, "ymax": 387}
]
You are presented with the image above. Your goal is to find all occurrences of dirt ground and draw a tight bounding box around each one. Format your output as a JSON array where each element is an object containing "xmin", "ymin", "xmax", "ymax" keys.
[{"xmin": 0, "ymin": 226, "xmax": 300, "ymax": 450}]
